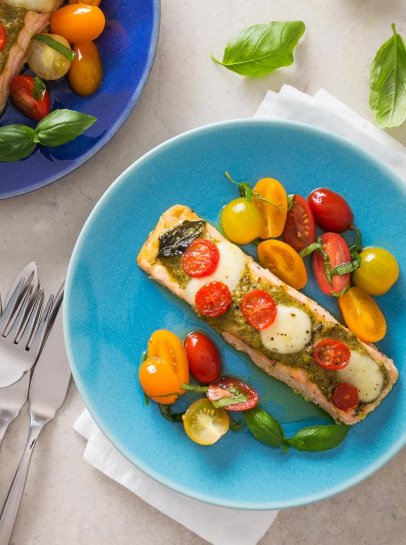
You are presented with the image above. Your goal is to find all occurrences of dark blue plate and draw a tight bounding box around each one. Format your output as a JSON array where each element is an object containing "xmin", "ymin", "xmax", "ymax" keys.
[{"xmin": 0, "ymin": 0, "xmax": 160, "ymax": 199}]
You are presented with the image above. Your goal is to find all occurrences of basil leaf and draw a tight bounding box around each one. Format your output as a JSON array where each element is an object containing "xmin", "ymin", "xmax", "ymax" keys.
[
  {"xmin": 34, "ymin": 34, "xmax": 76, "ymax": 61},
  {"xmin": 286, "ymin": 424, "xmax": 350, "ymax": 452},
  {"xmin": 243, "ymin": 407, "xmax": 285, "ymax": 448},
  {"xmin": 370, "ymin": 23, "xmax": 406, "ymax": 128},
  {"xmin": 157, "ymin": 220, "xmax": 206, "ymax": 259},
  {"xmin": 212, "ymin": 21, "xmax": 305, "ymax": 77},
  {"xmin": 229, "ymin": 414, "xmax": 245, "ymax": 432},
  {"xmin": 299, "ymin": 240, "xmax": 322, "ymax": 258},
  {"xmin": 331, "ymin": 258, "xmax": 361, "ymax": 276},
  {"xmin": 159, "ymin": 403, "xmax": 183, "ymax": 423},
  {"xmin": 35, "ymin": 109, "xmax": 96, "ymax": 147},
  {"xmin": 0, "ymin": 124, "xmax": 37, "ymax": 162},
  {"xmin": 33, "ymin": 77, "xmax": 47, "ymax": 101}
]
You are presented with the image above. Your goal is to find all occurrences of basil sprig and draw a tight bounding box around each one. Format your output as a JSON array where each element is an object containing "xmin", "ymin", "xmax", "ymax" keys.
[
  {"xmin": 34, "ymin": 34, "xmax": 76, "ymax": 61},
  {"xmin": 156, "ymin": 220, "xmax": 206, "ymax": 259},
  {"xmin": 225, "ymin": 171, "xmax": 287, "ymax": 210},
  {"xmin": 370, "ymin": 23, "xmax": 406, "ymax": 128},
  {"xmin": 0, "ymin": 109, "xmax": 97, "ymax": 162},
  {"xmin": 212, "ymin": 21, "xmax": 305, "ymax": 77}
]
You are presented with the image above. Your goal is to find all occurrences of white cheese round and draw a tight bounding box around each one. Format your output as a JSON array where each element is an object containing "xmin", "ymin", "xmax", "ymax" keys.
[
  {"xmin": 184, "ymin": 241, "xmax": 246, "ymax": 305},
  {"xmin": 260, "ymin": 305, "xmax": 312, "ymax": 354},
  {"xmin": 337, "ymin": 351, "xmax": 384, "ymax": 402},
  {"xmin": 5, "ymin": 0, "xmax": 54, "ymax": 12}
]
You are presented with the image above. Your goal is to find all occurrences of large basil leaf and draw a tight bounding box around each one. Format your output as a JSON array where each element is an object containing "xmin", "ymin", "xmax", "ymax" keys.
[
  {"xmin": 370, "ymin": 23, "xmax": 406, "ymax": 128},
  {"xmin": 286, "ymin": 424, "xmax": 350, "ymax": 452},
  {"xmin": 243, "ymin": 407, "xmax": 285, "ymax": 448},
  {"xmin": 212, "ymin": 21, "xmax": 305, "ymax": 77},
  {"xmin": 0, "ymin": 125, "xmax": 37, "ymax": 162},
  {"xmin": 157, "ymin": 220, "xmax": 206, "ymax": 258},
  {"xmin": 35, "ymin": 109, "xmax": 96, "ymax": 146}
]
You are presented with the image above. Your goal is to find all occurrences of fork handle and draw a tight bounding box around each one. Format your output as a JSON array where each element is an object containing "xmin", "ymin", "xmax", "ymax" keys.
[{"xmin": 0, "ymin": 421, "xmax": 45, "ymax": 545}]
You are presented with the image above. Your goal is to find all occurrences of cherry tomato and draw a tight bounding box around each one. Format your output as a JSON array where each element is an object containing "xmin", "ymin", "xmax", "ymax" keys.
[
  {"xmin": 241, "ymin": 289, "xmax": 277, "ymax": 330},
  {"xmin": 308, "ymin": 188, "xmax": 353, "ymax": 232},
  {"xmin": 220, "ymin": 197, "xmax": 264, "ymax": 245},
  {"xmin": 0, "ymin": 23, "xmax": 6, "ymax": 53},
  {"xmin": 9, "ymin": 76, "xmax": 50, "ymax": 122},
  {"xmin": 195, "ymin": 281, "xmax": 232, "ymax": 317},
  {"xmin": 338, "ymin": 286, "xmax": 386, "ymax": 342},
  {"xmin": 139, "ymin": 356, "xmax": 183, "ymax": 404},
  {"xmin": 182, "ymin": 398, "xmax": 229, "ymax": 445},
  {"xmin": 283, "ymin": 194, "xmax": 316, "ymax": 252},
  {"xmin": 68, "ymin": 41, "xmax": 103, "ymax": 96},
  {"xmin": 69, "ymin": 0, "xmax": 101, "ymax": 5},
  {"xmin": 253, "ymin": 177, "xmax": 288, "ymax": 238},
  {"xmin": 184, "ymin": 332, "xmax": 221, "ymax": 384},
  {"xmin": 147, "ymin": 329, "xmax": 189, "ymax": 387},
  {"xmin": 352, "ymin": 247, "xmax": 399, "ymax": 296},
  {"xmin": 257, "ymin": 239, "xmax": 307, "ymax": 289},
  {"xmin": 51, "ymin": 4, "xmax": 105, "ymax": 44},
  {"xmin": 182, "ymin": 239, "xmax": 220, "ymax": 278},
  {"xmin": 313, "ymin": 233, "xmax": 351, "ymax": 296},
  {"xmin": 26, "ymin": 34, "xmax": 72, "ymax": 80},
  {"xmin": 333, "ymin": 383, "xmax": 359, "ymax": 411},
  {"xmin": 313, "ymin": 339, "xmax": 351, "ymax": 370},
  {"xmin": 206, "ymin": 377, "xmax": 259, "ymax": 411}
]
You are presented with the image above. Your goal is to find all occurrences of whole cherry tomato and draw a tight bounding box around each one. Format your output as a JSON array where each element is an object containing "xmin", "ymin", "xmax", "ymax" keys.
[
  {"xmin": 352, "ymin": 247, "xmax": 399, "ymax": 296},
  {"xmin": 182, "ymin": 239, "xmax": 220, "ymax": 278},
  {"xmin": 139, "ymin": 356, "xmax": 183, "ymax": 405},
  {"xmin": 313, "ymin": 233, "xmax": 351, "ymax": 296},
  {"xmin": 283, "ymin": 194, "xmax": 316, "ymax": 252},
  {"xmin": 333, "ymin": 383, "xmax": 359, "ymax": 411},
  {"xmin": 184, "ymin": 332, "xmax": 221, "ymax": 384},
  {"xmin": 220, "ymin": 197, "xmax": 264, "ymax": 244},
  {"xmin": 253, "ymin": 177, "xmax": 288, "ymax": 238},
  {"xmin": 257, "ymin": 239, "xmax": 307, "ymax": 289},
  {"xmin": 51, "ymin": 4, "xmax": 105, "ymax": 43},
  {"xmin": 308, "ymin": 188, "xmax": 353, "ymax": 232},
  {"xmin": 313, "ymin": 339, "xmax": 351, "ymax": 370},
  {"xmin": 68, "ymin": 41, "xmax": 103, "ymax": 96},
  {"xmin": 338, "ymin": 286, "xmax": 386, "ymax": 342},
  {"xmin": 206, "ymin": 377, "xmax": 259, "ymax": 411},
  {"xmin": 195, "ymin": 281, "xmax": 232, "ymax": 317},
  {"xmin": 9, "ymin": 75, "xmax": 50, "ymax": 121},
  {"xmin": 241, "ymin": 289, "xmax": 277, "ymax": 330}
]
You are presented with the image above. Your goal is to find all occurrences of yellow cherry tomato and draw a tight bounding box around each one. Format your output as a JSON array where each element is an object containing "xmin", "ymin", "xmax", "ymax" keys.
[
  {"xmin": 182, "ymin": 398, "xmax": 229, "ymax": 445},
  {"xmin": 51, "ymin": 4, "xmax": 105, "ymax": 44},
  {"xmin": 26, "ymin": 34, "xmax": 72, "ymax": 80},
  {"xmin": 139, "ymin": 357, "xmax": 182, "ymax": 405},
  {"xmin": 338, "ymin": 286, "xmax": 386, "ymax": 342},
  {"xmin": 253, "ymin": 178, "xmax": 288, "ymax": 238},
  {"xmin": 257, "ymin": 239, "xmax": 307, "ymax": 289},
  {"xmin": 352, "ymin": 247, "xmax": 399, "ymax": 296},
  {"xmin": 68, "ymin": 41, "xmax": 103, "ymax": 96},
  {"xmin": 147, "ymin": 330, "xmax": 189, "ymax": 387},
  {"xmin": 220, "ymin": 197, "xmax": 264, "ymax": 245}
]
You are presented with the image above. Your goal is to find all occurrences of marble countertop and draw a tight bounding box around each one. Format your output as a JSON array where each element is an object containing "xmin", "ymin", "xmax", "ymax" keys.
[{"xmin": 1, "ymin": 1, "xmax": 406, "ymax": 543}]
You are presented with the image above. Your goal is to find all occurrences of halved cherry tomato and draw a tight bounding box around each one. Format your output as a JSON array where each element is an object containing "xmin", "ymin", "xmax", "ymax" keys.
[
  {"xmin": 253, "ymin": 177, "xmax": 288, "ymax": 238},
  {"xmin": 313, "ymin": 339, "xmax": 351, "ymax": 370},
  {"xmin": 182, "ymin": 398, "xmax": 229, "ymax": 445},
  {"xmin": 257, "ymin": 239, "xmax": 307, "ymax": 289},
  {"xmin": 68, "ymin": 41, "xmax": 103, "ymax": 96},
  {"xmin": 182, "ymin": 239, "xmax": 220, "ymax": 278},
  {"xmin": 51, "ymin": 4, "xmax": 105, "ymax": 43},
  {"xmin": 283, "ymin": 194, "xmax": 316, "ymax": 252},
  {"xmin": 308, "ymin": 188, "xmax": 353, "ymax": 233},
  {"xmin": 338, "ymin": 286, "xmax": 386, "ymax": 342},
  {"xmin": 0, "ymin": 23, "xmax": 6, "ymax": 53},
  {"xmin": 195, "ymin": 281, "xmax": 232, "ymax": 317},
  {"xmin": 241, "ymin": 289, "xmax": 277, "ymax": 330},
  {"xmin": 184, "ymin": 332, "xmax": 221, "ymax": 384},
  {"xmin": 147, "ymin": 329, "xmax": 189, "ymax": 387},
  {"xmin": 352, "ymin": 247, "xmax": 399, "ymax": 296},
  {"xmin": 333, "ymin": 383, "xmax": 359, "ymax": 411},
  {"xmin": 313, "ymin": 233, "xmax": 351, "ymax": 296},
  {"xmin": 206, "ymin": 377, "xmax": 259, "ymax": 411},
  {"xmin": 9, "ymin": 75, "xmax": 50, "ymax": 121},
  {"xmin": 220, "ymin": 197, "xmax": 264, "ymax": 244},
  {"xmin": 139, "ymin": 356, "xmax": 183, "ymax": 405}
]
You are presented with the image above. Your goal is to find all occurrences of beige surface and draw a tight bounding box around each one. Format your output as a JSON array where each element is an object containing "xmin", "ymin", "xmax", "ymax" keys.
[{"xmin": 1, "ymin": 0, "xmax": 406, "ymax": 543}]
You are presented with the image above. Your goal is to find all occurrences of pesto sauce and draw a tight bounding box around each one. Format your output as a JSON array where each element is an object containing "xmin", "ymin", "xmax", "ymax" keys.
[{"xmin": 0, "ymin": 5, "xmax": 27, "ymax": 75}]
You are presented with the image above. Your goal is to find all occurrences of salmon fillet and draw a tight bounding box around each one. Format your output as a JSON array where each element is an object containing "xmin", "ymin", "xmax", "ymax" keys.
[{"xmin": 137, "ymin": 205, "xmax": 398, "ymax": 425}]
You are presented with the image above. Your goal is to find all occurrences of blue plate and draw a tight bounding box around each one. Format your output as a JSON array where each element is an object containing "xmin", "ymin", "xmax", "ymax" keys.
[
  {"xmin": 65, "ymin": 119, "xmax": 406, "ymax": 510},
  {"xmin": 0, "ymin": 0, "xmax": 160, "ymax": 199}
]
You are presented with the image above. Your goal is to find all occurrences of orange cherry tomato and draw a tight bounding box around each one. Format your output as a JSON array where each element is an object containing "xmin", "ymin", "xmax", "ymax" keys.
[
  {"xmin": 257, "ymin": 239, "xmax": 307, "ymax": 289},
  {"xmin": 147, "ymin": 329, "xmax": 189, "ymax": 387},
  {"xmin": 68, "ymin": 41, "xmax": 103, "ymax": 96},
  {"xmin": 338, "ymin": 286, "xmax": 386, "ymax": 343},
  {"xmin": 139, "ymin": 356, "xmax": 182, "ymax": 405},
  {"xmin": 253, "ymin": 177, "xmax": 288, "ymax": 238},
  {"xmin": 51, "ymin": 4, "xmax": 105, "ymax": 44}
]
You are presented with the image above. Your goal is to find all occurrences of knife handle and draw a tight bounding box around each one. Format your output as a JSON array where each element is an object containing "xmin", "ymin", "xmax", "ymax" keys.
[{"xmin": 0, "ymin": 421, "xmax": 45, "ymax": 545}]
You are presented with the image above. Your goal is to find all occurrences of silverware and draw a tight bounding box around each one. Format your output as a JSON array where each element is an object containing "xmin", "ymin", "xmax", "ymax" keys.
[{"xmin": 0, "ymin": 283, "xmax": 71, "ymax": 545}]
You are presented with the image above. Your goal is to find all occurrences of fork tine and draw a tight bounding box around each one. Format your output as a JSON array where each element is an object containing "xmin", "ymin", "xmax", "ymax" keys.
[
  {"xmin": 29, "ymin": 292, "xmax": 55, "ymax": 354},
  {"xmin": 18, "ymin": 286, "xmax": 45, "ymax": 349},
  {"xmin": 5, "ymin": 283, "xmax": 37, "ymax": 343},
  {"xmin": 0, "ymin": 279, "xmax": 26, "ymax": 336}
]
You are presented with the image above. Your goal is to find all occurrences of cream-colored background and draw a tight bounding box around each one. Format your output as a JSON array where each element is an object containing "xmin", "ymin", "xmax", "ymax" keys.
[{"xmin": 1, "ymin": 1, "xmax": 406, "ymax": 543}]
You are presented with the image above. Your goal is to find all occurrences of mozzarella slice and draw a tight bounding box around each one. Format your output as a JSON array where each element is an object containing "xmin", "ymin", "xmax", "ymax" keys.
[
  {"xmin": 5, "ymin": 0, "xmax": 55, "ymax": 12},
  {"xmin": 184, "ymin": 241, "xmax": 246, "ymax": 305},
  {"xmin": 260, "ymin": 305, "xmax": 312, "ymax": 354},
  {"xmin": 337, "ymin": 351, "xmax": 384, "ymax": 402}
]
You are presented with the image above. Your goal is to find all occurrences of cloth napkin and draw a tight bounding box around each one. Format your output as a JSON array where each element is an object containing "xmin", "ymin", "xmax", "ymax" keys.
[{"xmin": 74, "ymin": 85, "xmax": 406, "ymax": 545}]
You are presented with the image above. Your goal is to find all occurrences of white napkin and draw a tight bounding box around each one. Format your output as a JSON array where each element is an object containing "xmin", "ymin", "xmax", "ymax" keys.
[{"xmin": 74, "ymin": 85, "xmax": 406, "ymax": 545}]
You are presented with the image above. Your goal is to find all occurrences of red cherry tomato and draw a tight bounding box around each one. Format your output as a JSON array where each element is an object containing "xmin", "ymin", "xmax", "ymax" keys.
[
  {"xmin": 308, "ymin": 188, "xmax": 353, "ymax": 233},
  {"xmin": 241, "ymin": 289, "xmax": 277, "ymax": 330},
  {"xmin": 9, "ymin": 76, "xmax": 50, "ymax": 122},
  {"xmin": 283, "ymin": 194, "xmax": 316, "ymax": 252},
  {"xmin": 207, "ymin": 377, "xmax": 259, "ymax": 411},
  {"xmin": 333, "ymin": 383, "xmax": 359, "ymax": 411},
  {"xmin": 195, "ymin": 281, "xmax": 232, "ymax": 317},
  {"xmin": 0, "ymin": 23, "xmax": 6, "ymax": 53},
  {"xmin": 313, "ymin": 233, "xmax": 351, "ymax": 295},
  {"xmin": 313, "ymin": 339, "xmax": 351, "ymax": 370},
  {"xmin": 182, "ymin": 239, "xmax": 220, "ymax": 278},
  {"xmin": 184, "ymin": 332, "xmax": 221, "ymax": 384}
]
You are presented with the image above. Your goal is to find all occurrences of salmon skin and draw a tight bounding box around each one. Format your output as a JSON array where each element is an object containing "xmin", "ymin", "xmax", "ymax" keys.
[{"xmin": 137, "ymin": 205, "xmax": 398, "ymax": 425}]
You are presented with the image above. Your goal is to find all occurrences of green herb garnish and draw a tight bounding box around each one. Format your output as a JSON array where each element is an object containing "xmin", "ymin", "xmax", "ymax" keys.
[
  {"xmin": 34, "ymin": 34, "xmax": 76, "ymax": 61},
  {"xmin": 156, "ymin": 220, "xmax": 206, "ymax": 259}
]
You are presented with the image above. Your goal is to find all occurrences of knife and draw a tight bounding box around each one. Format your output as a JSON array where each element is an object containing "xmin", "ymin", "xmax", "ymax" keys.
[{"xmin": 0, "ymin": 283, "xmax": 71, "ymax": 545}]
